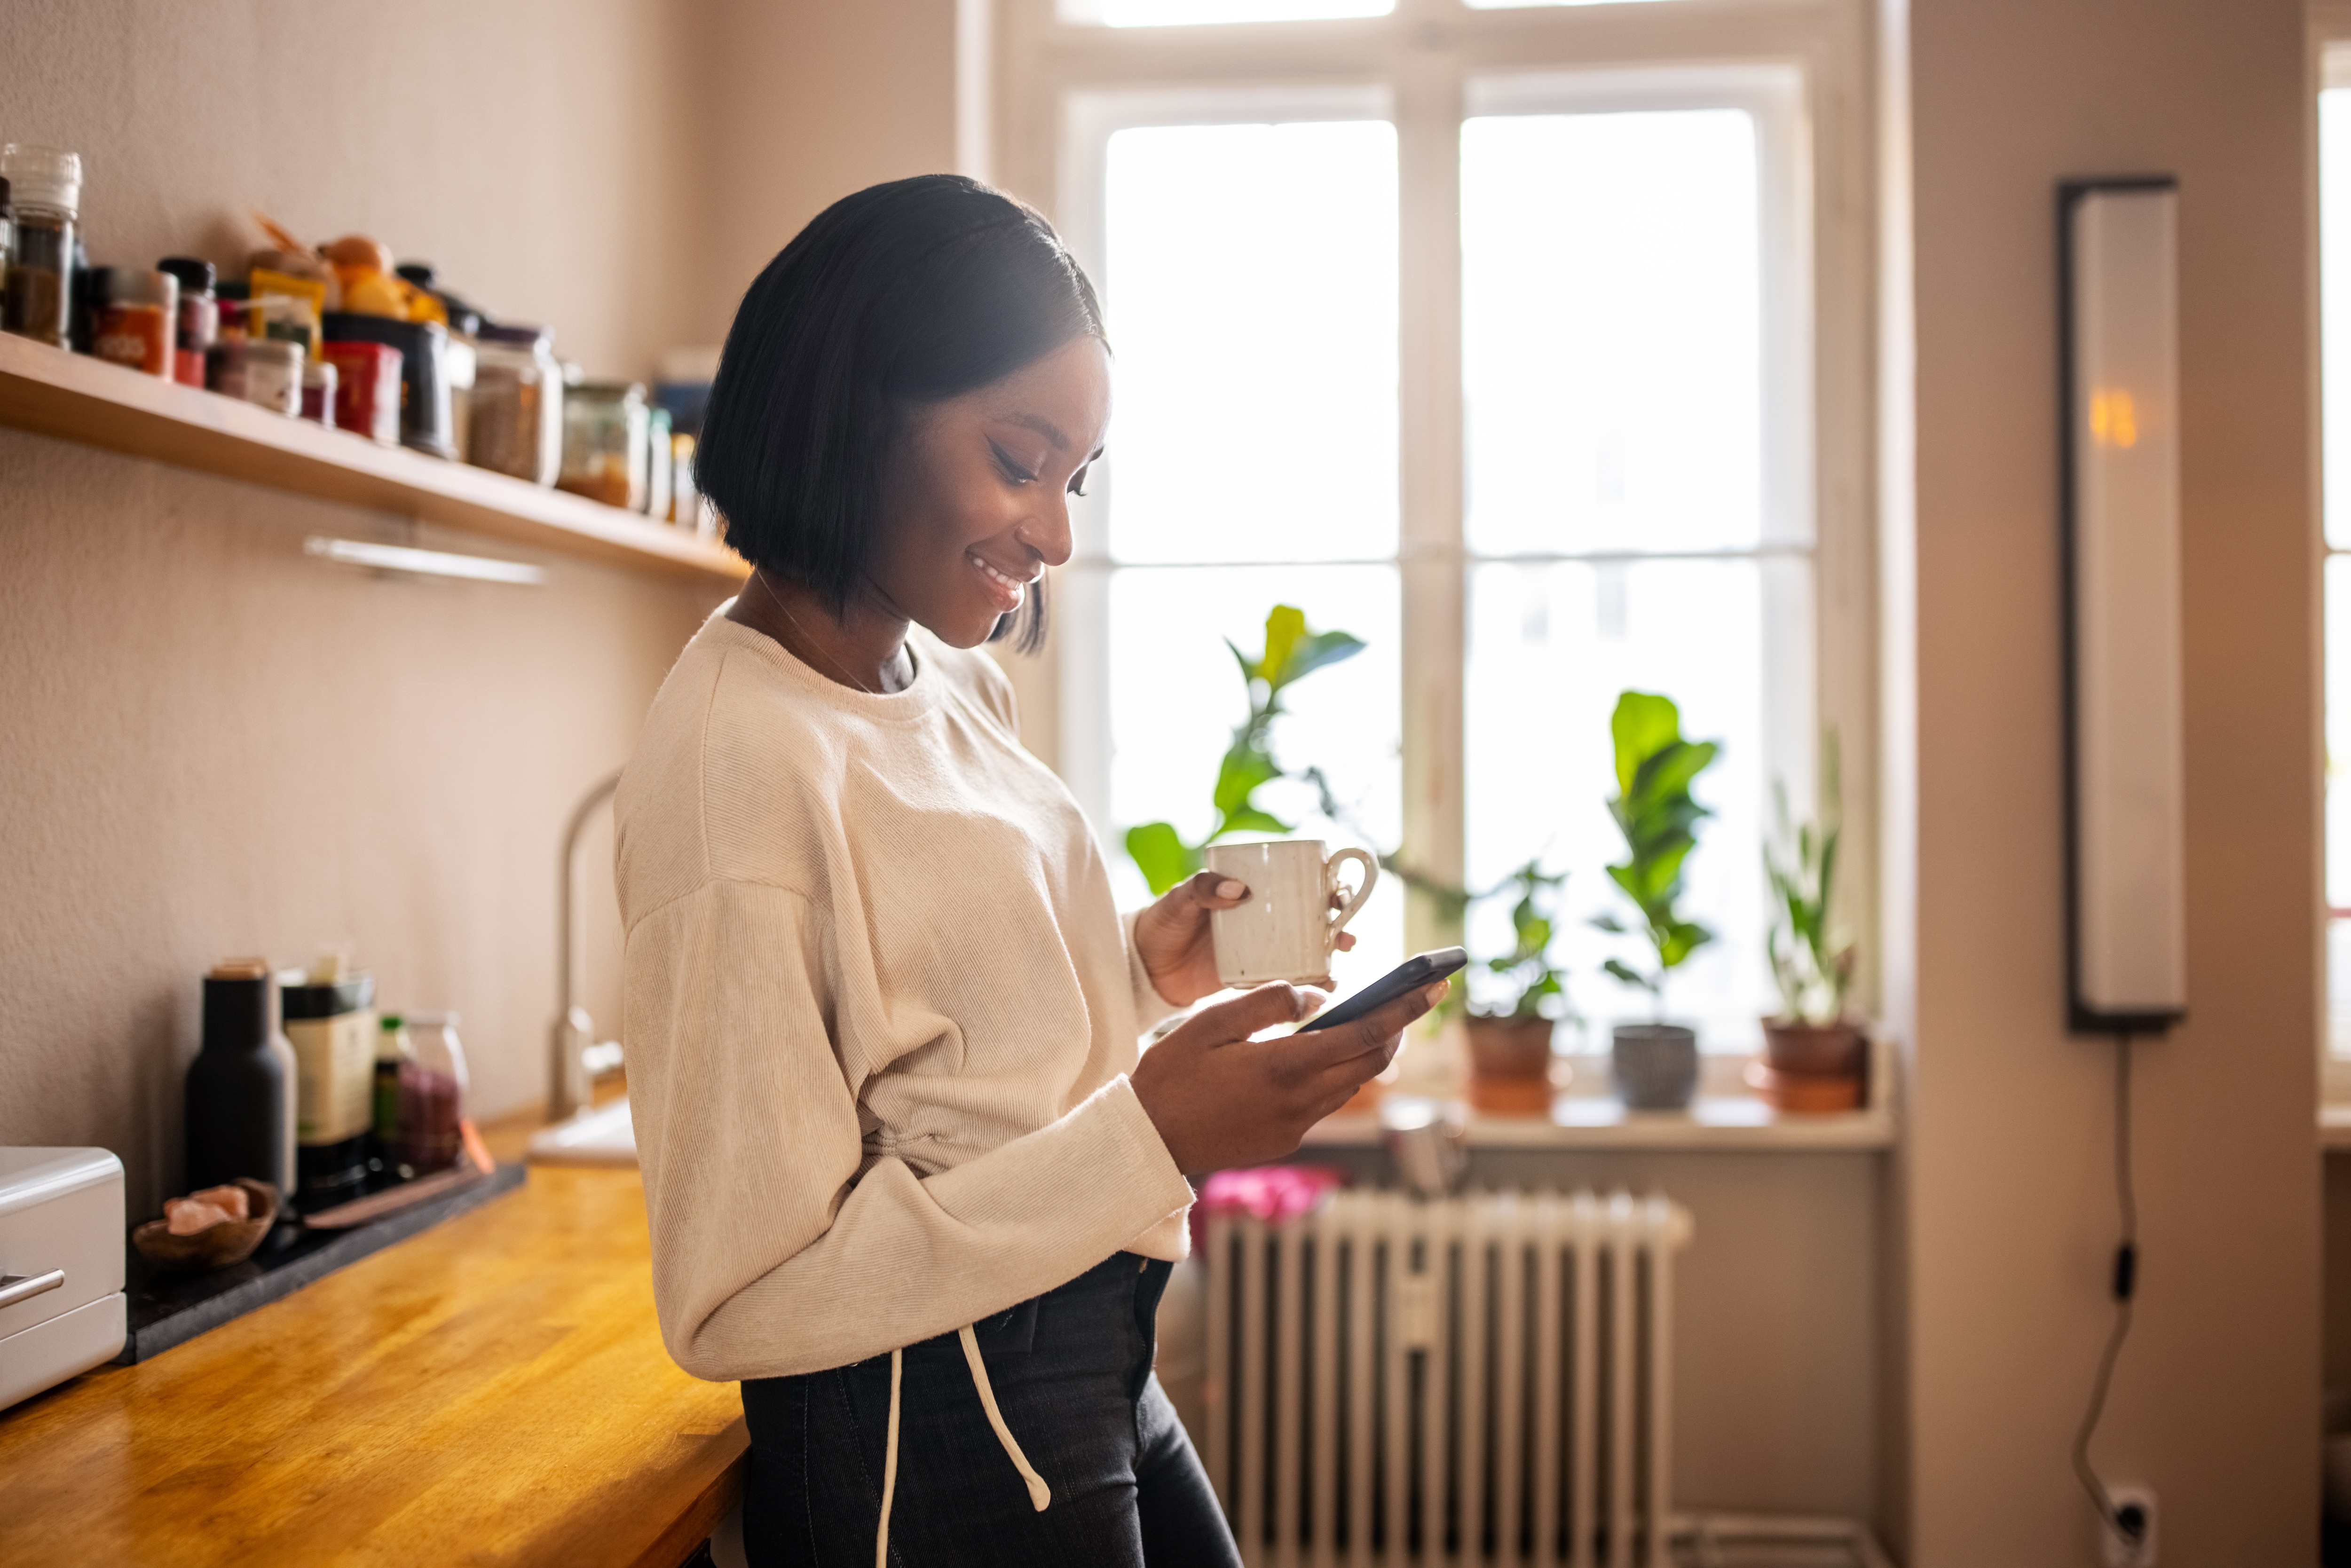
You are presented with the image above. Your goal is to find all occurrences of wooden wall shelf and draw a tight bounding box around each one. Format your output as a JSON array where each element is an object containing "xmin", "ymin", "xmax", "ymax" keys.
[{"xmin": 0, "ymin": 332, "xmax": 748, "ymax": 583}]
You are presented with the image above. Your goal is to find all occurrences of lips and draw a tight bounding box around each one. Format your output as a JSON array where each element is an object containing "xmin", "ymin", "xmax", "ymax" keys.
[{"xmin": 969, "ymin": 550, "xmax": 1034, "ymax": 612}]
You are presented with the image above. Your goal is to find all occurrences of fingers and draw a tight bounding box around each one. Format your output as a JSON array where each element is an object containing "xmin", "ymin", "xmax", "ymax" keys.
[
  {"xmin": 1336, "ymin": 932, "xmax": 1357, "ymax": 952},
  {"xmin": 1196, "ymin": 980, "xmax": 1312, "ymax": 1041},
  {"xmin": 1180, "ymin": 868, "xmax": 1251, "ymax": 908},
  {"xmin": 1279, "ymin": 979, "xmax": 1446, "ymax": 1075}
]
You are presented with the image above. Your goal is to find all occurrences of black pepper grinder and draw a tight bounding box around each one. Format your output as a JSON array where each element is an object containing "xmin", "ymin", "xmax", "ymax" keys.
[{"xmin": 184, "ymin": 959, "xmax": 297, "ymax": 1206}]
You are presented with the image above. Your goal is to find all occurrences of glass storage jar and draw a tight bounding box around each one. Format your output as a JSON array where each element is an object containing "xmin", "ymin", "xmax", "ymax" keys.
[
  {"xmin": 558, "ymin": 379, "xmax": 649, "ymax": 510},
  {"xmin": 466, "ymin": 323, "xmax": 562, "ymax": 484},
  {"xmin": 1, "ymin": 144, "xmax": 81, "ymax": 347}
]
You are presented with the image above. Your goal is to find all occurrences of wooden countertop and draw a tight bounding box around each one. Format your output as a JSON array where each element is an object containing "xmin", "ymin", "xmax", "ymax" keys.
[{"xmin": 0, "ymin": 1115, "xmax": 744, "ymax": 1568}]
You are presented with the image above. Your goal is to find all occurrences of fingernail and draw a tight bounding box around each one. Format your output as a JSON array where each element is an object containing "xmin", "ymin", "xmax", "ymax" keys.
[{"xmin": 1217, "ymin": 880, "xmax": 1247, "ymax": 899}]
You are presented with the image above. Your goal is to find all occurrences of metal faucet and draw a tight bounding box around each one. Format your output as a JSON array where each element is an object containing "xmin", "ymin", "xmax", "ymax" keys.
[{"xmin": 549, "ymin": 772, "xmax": 624, "ymax": 1119}]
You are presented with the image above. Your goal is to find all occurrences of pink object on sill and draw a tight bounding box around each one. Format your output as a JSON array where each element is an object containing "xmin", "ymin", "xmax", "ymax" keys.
[{"xmin": 1191, "ymin": 1165, "xmax": 1348, "ymax": 1255}]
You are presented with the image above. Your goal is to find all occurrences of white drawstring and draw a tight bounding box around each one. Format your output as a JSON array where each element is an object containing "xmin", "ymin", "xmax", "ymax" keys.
[
  {"xmin": 874, "ymin": 1348, "xmax": 902, "ymax": 1568},
  {"xmin": 872, "ymin": 1326, "xmax": 1052, "ymax": 1566},
  {"xmin": 958, "ymin": 1324, "xmax": 1054, "ymax": 1512}
]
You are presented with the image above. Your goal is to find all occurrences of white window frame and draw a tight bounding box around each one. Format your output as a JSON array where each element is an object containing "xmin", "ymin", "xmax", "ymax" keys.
[
  {"xmin": 2308, "ymin": 17, "xmax": 2351, "ymax": 1101},
  {"xmin": 980, "ymin": 0, "xmax": 1880, "ymax": 1031}
]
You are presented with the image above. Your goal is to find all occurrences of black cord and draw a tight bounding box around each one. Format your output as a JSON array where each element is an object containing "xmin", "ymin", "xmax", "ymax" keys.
[{"xmin": 2072, "ymin": 1031, "xmax": 2137, "ymax": 1536}]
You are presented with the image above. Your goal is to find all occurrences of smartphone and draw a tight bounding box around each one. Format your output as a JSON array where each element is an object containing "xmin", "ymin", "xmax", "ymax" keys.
[{"xmin": 1294, "ymin": 947, "xmax": 1468, "ymax": 1034}]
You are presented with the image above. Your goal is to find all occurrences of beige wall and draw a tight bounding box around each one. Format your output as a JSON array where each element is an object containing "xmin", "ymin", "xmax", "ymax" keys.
[
  {"xmin": 1898, "ymin": 0, "xmax": 2322, "ymax": 1560},
  {"xmin": 0, "ymin": 0, "xmax": 729, "ymax": 1215}
]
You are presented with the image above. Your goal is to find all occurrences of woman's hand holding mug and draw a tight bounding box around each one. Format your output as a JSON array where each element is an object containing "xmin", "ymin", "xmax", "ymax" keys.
[
  {"xmin": 1134, "ymin": 862, "xmax": 1365, "ymax": 1008},
  {"xmin": 1131, "ymin": 977, "xmax": 1448, "ymax": 1174}
]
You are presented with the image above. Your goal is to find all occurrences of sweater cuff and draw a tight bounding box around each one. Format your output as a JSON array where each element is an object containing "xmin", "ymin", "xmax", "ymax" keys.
[
  {"xmin": 1124, "ymin": 908, "xmax": 1186, "ymax": 1033},
  {"xmin": 1092, "ymin": 1072, "xmax": 1198, "ymax": 1211}
]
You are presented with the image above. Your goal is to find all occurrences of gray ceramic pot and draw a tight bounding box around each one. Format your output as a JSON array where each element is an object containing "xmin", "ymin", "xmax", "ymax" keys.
[{"xmin": 1612, "ymin": 1023, "xmax": 1699, "ymax": 1110}]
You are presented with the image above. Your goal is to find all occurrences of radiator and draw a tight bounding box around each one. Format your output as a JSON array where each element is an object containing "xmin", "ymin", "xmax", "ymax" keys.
[{"xmin": 1202, "ymin": 1188, "xmax": 1695, "ymax": 1568}]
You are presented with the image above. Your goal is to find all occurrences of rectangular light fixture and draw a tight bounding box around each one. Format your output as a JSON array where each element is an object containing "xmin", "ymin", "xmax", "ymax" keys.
[
  {"xmin": 2060, "ymin": 177, "xmax": 2186, "ymax": 1034},
  {"xmin": 304, "ymin": 536, "xmax": 547, "ymax": 587}
]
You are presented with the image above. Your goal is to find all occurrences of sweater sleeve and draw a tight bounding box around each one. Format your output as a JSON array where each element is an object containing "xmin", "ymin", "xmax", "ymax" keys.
[
  {"xmin": 624, "ymin": 877, "xmax": 1197, "ymax": 1383},
  {"xmin": 1124, "ymin": 908, "xmax": 1186, "ymax": 1034}
]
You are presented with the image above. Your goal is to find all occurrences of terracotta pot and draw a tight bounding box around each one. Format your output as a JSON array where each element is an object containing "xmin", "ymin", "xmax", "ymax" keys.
[
  {"xmin": 1465, "ymin": 1015, "xmax": 1562, "ymax": 1117},
  {"xmin": 1759, "ymin": 1017, "xmax": 1866, "ymax": 1078},
  {"xmin": 1612, "ymin": 1023, "xmax": 1698, "ymax": 1111}
]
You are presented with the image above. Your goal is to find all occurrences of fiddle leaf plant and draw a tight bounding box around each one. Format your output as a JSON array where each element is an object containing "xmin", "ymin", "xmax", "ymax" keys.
[
  {"xmin": 1592, "ymin": 690, "xmax": 1720, "ymax": 1010},
  {"xmin": 1765, "ymin": 730, "xmax": 1856, "ymax": 1025},
  {"xmin": 1124, "ymin": 604, "xmax": 1366, "ymax": 895}
]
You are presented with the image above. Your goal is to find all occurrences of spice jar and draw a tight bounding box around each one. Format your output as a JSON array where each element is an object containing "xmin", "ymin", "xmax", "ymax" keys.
[
  {"xmin": 300, "ymin": 356, "xmax": 338, "ymax": 426},
  {"xmin": 207, "ymin": 338, "xmax": 303, "ymax": 415},
  {"xmin": 89, "ymin": 268, "xmax": 178, "ymax": 377},
  {"xmin": 467, "ymin": 323, "xmax": 563, "ymax": 484},
  {"xmin": 558, "ymin": 379, "xmax": 649, "ymax": 509},
  {"xmin": 396, "ymin": 1013, "xmax": 470, "ymax": 1174},
  {"xmin": 323, "ymin": 339, "xmax": 402, "ymax": 445},
  {"xmin": 158, "ymin": 257, "xmax": 218, "ymax": 388},
  {"xmin": 1, "ymin": 144, "xmax": 80, "ymax": 347},
  {"xmin": 669, "ymin": 431, "xmax": 699, "ymax": 528}
]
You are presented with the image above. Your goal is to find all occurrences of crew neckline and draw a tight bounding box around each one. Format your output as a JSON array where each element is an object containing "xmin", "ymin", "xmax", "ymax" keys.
[{"xmin": 706, "ymin": 605, "xmax": 940, "ymax": 719}]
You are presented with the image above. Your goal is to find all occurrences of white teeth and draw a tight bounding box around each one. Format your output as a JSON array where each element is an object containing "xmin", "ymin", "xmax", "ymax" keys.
[{"xmin": 971, "ymin": 554, "xmax": 1027, "ymax": 592}]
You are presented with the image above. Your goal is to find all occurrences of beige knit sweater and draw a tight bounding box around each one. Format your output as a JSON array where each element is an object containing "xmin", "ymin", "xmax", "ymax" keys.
[{"xmin": 614, "ymin": 612, "xmax": 1197, "ymax": 1383}]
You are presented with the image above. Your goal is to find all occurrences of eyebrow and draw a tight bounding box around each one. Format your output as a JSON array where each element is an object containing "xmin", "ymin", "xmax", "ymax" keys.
[{"xmin": 1005, "ymin": 412, "xmax": 1071, "ymax": 450}]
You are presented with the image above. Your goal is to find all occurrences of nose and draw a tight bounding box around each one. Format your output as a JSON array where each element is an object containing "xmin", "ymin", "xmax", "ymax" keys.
[{"xmin": 1017, "ymin": 495, "xmax": 1074, "ymax": 570}]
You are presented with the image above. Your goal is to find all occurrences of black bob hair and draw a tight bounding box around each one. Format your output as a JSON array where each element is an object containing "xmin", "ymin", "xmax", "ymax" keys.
[{"xmin": 696, "ymin": 174, "xmax": 1105, "ymax": 654}]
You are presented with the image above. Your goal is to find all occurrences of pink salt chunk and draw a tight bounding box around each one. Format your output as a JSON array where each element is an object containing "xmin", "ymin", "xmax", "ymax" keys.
[
  {"xmin": 164, "ymin": 1198, "xmax": 231, "ymax": 1236},
  {"xmin": 187, "ymin": 1183, "xmax": 251, "ymax": 1221}
]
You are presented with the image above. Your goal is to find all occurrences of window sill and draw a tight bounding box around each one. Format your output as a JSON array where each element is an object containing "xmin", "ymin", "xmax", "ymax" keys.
[
  {"xmin": 1303, "ymin": 1035, "xmax": 1899, "ymax": 1152},
  {"xmin": 2319, "ymin": 1103, "xmax": 2351, "ymax": 1150}
]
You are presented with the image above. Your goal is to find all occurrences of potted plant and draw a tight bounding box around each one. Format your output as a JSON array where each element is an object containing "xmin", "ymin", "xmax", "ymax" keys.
[
  {"xmin": 1125, "ymin": 605, "xmax": 1365, "ymax": 894},
  {"xmin": 1758, "ymin": 733, "xmax": 1865, "ymax": 1111},
  {"xmin": 1462, "ymin": 860, "xmax": 1576, "ymax": 1115},
  {"xmin": 1593, "ymin": 691, "xmax": 1719, "ymax": 1111}
]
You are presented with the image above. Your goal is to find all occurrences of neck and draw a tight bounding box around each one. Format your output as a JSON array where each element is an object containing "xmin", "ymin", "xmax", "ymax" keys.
[{"xmin": 728, "ymin": 568, "xmax": 912, "ymax": 694}]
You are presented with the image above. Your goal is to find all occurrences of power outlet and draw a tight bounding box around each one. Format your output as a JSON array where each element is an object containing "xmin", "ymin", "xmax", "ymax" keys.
[{"xmin": 2102, "ymin": 1486, "xmax": 2158, "ymax": 1567}]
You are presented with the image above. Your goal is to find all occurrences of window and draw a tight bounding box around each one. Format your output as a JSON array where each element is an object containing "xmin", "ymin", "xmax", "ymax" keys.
[
  {"xmin": 2320, "ymin": 53, "xmax": 2351, "ymax": 1059},
  {"xmin": 995, "ymin": 0, "xmax": 1871, "ymax": 1048}
]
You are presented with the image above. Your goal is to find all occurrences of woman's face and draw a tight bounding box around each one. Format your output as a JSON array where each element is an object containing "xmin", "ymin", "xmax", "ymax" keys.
[{"xmin": 872, "ymin": 334, "xmax": 1112, "ymax": 648}]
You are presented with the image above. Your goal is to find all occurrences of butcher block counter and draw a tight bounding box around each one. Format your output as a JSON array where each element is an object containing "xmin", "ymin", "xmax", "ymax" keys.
[{"xmin": 0, "ymin": 1115, "xmax": 745, "ymax": 1567}]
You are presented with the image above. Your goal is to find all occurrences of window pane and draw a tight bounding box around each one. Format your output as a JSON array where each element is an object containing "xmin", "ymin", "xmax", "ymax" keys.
[
  {"xmin": 2324, "ymin": 89, "xmax": 2351, "ymax": 550},
  {"xmin": 1106, "ymin": 565, "xmax": 1404, "ymax": 996},
  {"xmin": 1069, "ymin": 0, "xmax": 1391, "ymax": 23},
  {"xmin": 1103, "ymin": 121, "xmax": 1398, "ymax": 564},
  {"xmin": 1465, "ymin": 559, "xmax": 1775, "ymax": 1048},
  {"xmin": 1464, "ymin": 0, "xmax": 1682, "ymax": 8},
  {"xmin": 1462, "ymin": 110, "xmax": 1763, "ymax": 556},
  {"xmin": 2329, "ymin": 556, "xmax": 2351, "ymax": 910}
]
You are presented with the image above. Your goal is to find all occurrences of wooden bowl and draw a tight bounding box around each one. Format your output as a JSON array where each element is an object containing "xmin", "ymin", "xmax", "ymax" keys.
[{"xmin": 132, "ymin": 1178, "xmax": 280, "ymax": 1272}]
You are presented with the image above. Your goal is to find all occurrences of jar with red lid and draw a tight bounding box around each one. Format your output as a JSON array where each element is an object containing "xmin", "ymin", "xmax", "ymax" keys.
[{"xmin": 90, "ymin": 267, "xmax": 177, "ymax": 377}]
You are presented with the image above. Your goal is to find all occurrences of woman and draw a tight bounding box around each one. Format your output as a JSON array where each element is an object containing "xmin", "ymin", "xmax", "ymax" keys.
[{"xmin": 615, "ymin": 175, "xmax": 1443, "ymax": 1567}]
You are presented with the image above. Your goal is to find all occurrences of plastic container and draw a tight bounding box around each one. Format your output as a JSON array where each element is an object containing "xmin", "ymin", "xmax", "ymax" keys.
[
  {"xmin": 1, "ymin": 144, "xmax": 80, "ymax": 347},
  {"xmin": 89, "ymin": 268, "xmax": 178, "ymax": 377},
  {"xmin": 206, "ymin": 338, "xmax": 303, "ymax": 415},
  {"xmin": 158, "ymin": 257, "xmax": 218, "ymax": 387},
  {"xmin": 184, "ymin": 960, "xmax": 297, "ymax": 1202},
  {"xmin": 396, "ymin": 1013, "xmax": 469, "ymax": 1174},
  {"xmin": 280, "ymin": 960, "xmax": 377, "ymax": 1211},
  {"xmin": 558, "ymin": 379, "xmax": 648, "ymax": 509},
  {"xmin": 644, "ymin": 405, "xmax": 673, "ymax": 520},
  {"xmin": 467, "ymin": 323, "xmax": 563, "ymax": 484},
  {"xmin": 322, "ymin": 339, "xmax": 402, "ymax": 445},
  {"xmin": 323, "ymin": 312, "xmax": 454, "ymax": 457}
]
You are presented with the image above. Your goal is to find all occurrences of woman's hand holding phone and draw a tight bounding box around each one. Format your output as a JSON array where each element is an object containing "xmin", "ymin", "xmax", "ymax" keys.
[{"xmin": 1131, "ymin": 976, "xmax": 1448, "ymax": 1174}]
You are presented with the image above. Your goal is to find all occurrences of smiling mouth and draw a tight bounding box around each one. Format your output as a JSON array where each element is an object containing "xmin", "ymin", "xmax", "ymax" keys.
[{"xmin": 969, "ymin": 551, "xmax": 1035, "ymax": 608}]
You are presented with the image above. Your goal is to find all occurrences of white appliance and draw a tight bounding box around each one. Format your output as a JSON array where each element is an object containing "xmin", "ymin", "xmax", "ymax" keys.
[
  {"xmin": 0, "ymin": 1147, "xmax": 126, "ymax": 1412},
  {"xmin": 1204, "ymin": 1188, "xmax": 1691, "ymax": 1567}
]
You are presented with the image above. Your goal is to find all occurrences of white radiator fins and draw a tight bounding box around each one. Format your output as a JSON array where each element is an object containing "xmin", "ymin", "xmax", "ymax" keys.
[{"xmin": 1204, "ymin": 1187, "xmax": 1693, "ymax": 1568}]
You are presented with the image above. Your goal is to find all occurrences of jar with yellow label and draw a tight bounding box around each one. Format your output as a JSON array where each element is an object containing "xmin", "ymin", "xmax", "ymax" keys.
[{"xmin": 279, "ymin": 957, "xmax": 377, "ymax": 1211}]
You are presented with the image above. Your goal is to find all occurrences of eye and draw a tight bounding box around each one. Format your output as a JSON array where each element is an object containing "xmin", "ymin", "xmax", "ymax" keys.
[
  {"xmin": 989, "ymin": 441, "xmax": 1037, "ymax": 486},
  {"xmin": 1067, "ymin": 465, "xmax": 1091, "ymax": 499}
]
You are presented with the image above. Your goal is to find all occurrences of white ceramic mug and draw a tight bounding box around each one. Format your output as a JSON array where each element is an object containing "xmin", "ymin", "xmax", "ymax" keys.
[{"xmin": 1205, "ymin": 839, "xmax": 1379, "ymax": 988}]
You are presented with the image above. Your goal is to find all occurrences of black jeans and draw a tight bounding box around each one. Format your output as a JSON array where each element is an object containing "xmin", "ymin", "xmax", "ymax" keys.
[{"xmin": 740, "ymin": 1253, "xmax": 1242, "ymax": 1567}]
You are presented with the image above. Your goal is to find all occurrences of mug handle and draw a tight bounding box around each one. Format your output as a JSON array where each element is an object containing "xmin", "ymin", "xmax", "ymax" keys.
[{"xmin": 1325, "ymin": 847, "xmax": 1379, "ymax": 937}]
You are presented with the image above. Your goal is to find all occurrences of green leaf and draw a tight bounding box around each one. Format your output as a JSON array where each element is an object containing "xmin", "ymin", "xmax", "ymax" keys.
[
  {"xmin": 1279, "ymin": 629, "xmax": 1366, "ymax": 687},
  {"xmin": 1210, "ymin": 748, "xmax": 1282, "ymax": 821},
  {"xmin": 1125, "ymin": 822, "xmax": 1201, "ymax": 896},
  {"xmin": 1215, "ymin": 805, "xmax": 1293, "ymax": 840},
  {"xmin": 1609, "ymin": 692, "xmax": 1683, "ymax": 797},
  {"xmin": 1257, "ymin": 605, "xmax": 1307, "ymax": 688},
  {"xmin": 1602, "ymin": 957, "xmax": 1658, "ymax": 994}
]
